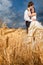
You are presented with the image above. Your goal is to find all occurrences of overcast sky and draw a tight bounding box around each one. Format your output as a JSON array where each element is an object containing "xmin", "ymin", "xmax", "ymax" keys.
[{"xmin": 0, "ymin": 0, "xmax": 43, "ymax": 28}]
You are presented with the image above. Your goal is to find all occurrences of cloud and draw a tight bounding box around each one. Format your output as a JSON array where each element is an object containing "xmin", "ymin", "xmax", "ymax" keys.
[
  {"xmin": 3, "ymin": 17, "xmax": 12, "ymax": 24},
  {"xmin": 18, "ymin": 22, "xmax": 25, "ymax": 27},
  {"xmin": 0, "ymin": 0, "xmax": 18, "ymax": 26},
  {"xmin": 0, "ymin": 0, "xmax": 27, "ymax": 28},
  {"xmin": 0, "ymin": 0, "xmax": 12, "ymax": 12},
  {"xmin": 0, "ymin": 0, "xmax": 13, "ymax": 24},
  {"xmin": 12, "ymin": 21, "xmax": 25, "ymax": 28}
]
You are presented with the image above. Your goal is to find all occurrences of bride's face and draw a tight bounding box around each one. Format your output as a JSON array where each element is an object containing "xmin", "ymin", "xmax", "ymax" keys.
[{"xmin": 31, "ymin": 7, "xmax": 35, "ymax": 13}]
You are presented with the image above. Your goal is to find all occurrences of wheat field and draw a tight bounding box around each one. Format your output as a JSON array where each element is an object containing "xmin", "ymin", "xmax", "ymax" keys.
[{"xmin": 0, "ymin": 26, "xmax": 43, "ymax": 65}]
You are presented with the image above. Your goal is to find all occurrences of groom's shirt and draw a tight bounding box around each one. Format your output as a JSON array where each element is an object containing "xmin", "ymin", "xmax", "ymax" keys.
[{"xmin": 24, "ymin": 9, "xmax": 32, "ymax": 22}]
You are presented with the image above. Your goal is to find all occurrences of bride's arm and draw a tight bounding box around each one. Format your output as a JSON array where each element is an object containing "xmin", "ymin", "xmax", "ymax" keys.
[
  {"xmin": 32, "ymin": 13, "xmax": 36, "ymax": 16},
  {"xmin": 28, "ymin": 8, "xmax": 36, "ymax": 18},
  {"xmin": 28, "ymin": 12, "xmax": 36, "ymax": 18}
]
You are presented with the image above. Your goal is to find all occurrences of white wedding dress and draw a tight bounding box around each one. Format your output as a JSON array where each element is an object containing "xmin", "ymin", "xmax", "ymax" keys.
[
  {"xmin": 23, "ymin": 15, "xmax": 43, "ymax": 45},
  {"xmin": 28, "ymin": 15, "xmax": 43, "ymax": 36}
]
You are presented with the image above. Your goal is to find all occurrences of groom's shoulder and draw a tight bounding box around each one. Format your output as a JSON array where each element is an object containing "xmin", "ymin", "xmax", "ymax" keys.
[
  {"xmin": 24, "ymin": 9, "xmax": 30, "ymax": 15},
  {"xmin": 25, "ymin": 9, "xmax": 27, "ymax": 11},
  {"xmin": 24, "ymin": 9, "xmax": 28, "ymax": 13}
]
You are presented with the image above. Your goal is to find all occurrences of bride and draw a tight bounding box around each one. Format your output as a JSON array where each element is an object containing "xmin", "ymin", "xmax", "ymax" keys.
[{"xmin": 28, "ymin": 7, "xmax": 43, "ymax": 36}]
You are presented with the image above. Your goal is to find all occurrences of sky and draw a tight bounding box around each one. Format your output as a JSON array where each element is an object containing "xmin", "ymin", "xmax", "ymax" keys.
[{"xmin": 0, "ymin": 0, "xmax": 43, "ymax": 28}]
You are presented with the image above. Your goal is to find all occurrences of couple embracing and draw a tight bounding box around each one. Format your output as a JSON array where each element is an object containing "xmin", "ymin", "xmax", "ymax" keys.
[{"xmin": 24, "ymin": 1, "xmax": 42, "ymax": 34}]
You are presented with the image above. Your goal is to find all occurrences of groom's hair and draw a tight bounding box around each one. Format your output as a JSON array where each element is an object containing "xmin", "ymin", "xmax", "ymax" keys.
[{"xmin": 28, "ymin": 1, "xmax": 34, "ymax": 7}]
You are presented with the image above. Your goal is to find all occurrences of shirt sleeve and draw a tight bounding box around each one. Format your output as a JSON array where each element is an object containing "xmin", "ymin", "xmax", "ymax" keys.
[{"xmin": 24, "ymin": 10, "xmax": 32, "ymax": 21}]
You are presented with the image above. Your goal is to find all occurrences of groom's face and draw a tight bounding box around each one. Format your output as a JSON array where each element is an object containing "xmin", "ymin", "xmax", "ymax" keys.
[{"xmin": 29, "ymin": 5, "xmax": 34, "ymax": 10}]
